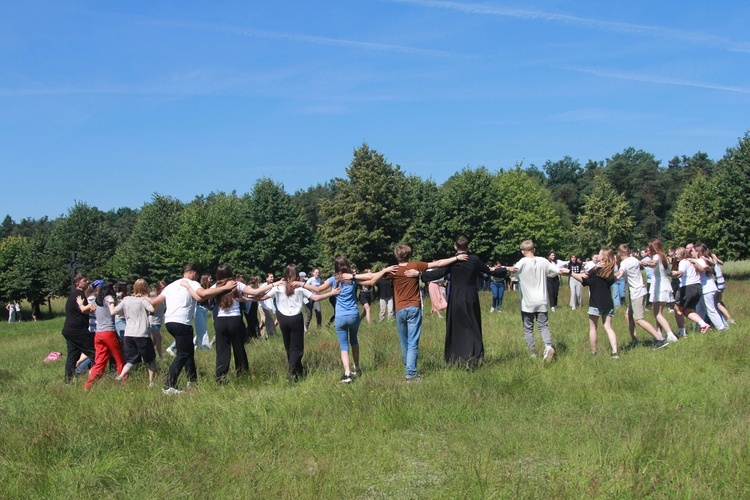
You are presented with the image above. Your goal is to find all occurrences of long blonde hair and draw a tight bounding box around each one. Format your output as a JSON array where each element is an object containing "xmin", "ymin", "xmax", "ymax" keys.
[{"xmin": 598, "ymin": 248, "xmax": 615, "ymax": 280}]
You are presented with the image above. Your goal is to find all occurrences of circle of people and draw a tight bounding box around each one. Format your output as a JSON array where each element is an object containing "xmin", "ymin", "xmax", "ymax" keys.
[{"xmin": 58, "ymin": 236, "xmax": 733, "ymax": 393}]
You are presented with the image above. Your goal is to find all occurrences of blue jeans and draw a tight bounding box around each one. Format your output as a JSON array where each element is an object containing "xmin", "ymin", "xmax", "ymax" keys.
[
  {"xmin": 194, "ymin": 305, "xmax": 210, "ymax": 349},
  {"xmin": 612, "ymin": 277, "xmax": 626, "ymax": 307},
  {"xmin": 491, "ymin": 281, "xmax": 505, "ymax": 309},
  {"xmin": 396, "ymin": 306, "xmax": 422, "ymax": 378},
  {"xmin": 334, "ymin": 314, "xmax": 360, "ymax": 352}
]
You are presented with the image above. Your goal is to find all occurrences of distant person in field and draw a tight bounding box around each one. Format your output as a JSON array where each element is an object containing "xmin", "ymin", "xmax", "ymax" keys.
[
  {"xmin": 194, "ymin": 274, "xmax": 213, "ymax": 350},
  {"xmin": 150, "ymin": 264, "xmax": 237, "ymax": 395},
  {"xmin": 546, "ymin": 252, "xmax": 565, "ymax": 312},
  {"xmin": 260, "ymin": 272, "xmax": 278, "ymax": 338},
  {"xmin": 507, "ymin": 240, "xmax": 563, "ymax": 362},
  {"xmin": 489, "ymin": 261, "xmax": 506, "ymax": 313},
  {"xmin": 615, "ymin": 244, "xmax": 669, "ymax": 350},
  {"xmin": 359, "ymin": 268, "xmax": 373, "ymax": 324},
  {"xmin": 565, "ymin": 254, "xmax": 584, "ymax": 310},
  {"xmin": 671, "ymin": 247, "xmax": 709, "ymax": 337},
  {"xmin": 708, "ymin": 252, "xmax": 735, "ymax": 325},
  {"xmin": 569, "ymin": 248, "xmax": 620, "ymax": 358},
  {"xmin": 6, "ymin": 301, "xmax": 16, "ymax": 323},
  {"xmin": 376, "ymin": 274, "xmax": 394, "ymax": 322},
  {"xmin": 61, "ymin": 273, "xmax": 96, "ymax": 383},
  {"xmin": 304, "ymin": 268, "xmax": 324, "ymax": 330},
  {"xmin": 149, "ymin": 281, "xmax": 167, "ymax": 359}
]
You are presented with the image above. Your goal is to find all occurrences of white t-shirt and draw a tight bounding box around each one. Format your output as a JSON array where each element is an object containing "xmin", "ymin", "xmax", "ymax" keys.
[
  {"xmin": 514, "ymin": 256, "xmax": 559, "ymax": 313},
  {"xmin": 212, "ymin": 282, "xmax": 251, "ymax": 317},
  {"xmin": 619, "ymin": 256, "xmax": 647, "ymax": 299},
  {"xmin": 678, "ymin": 259, "xmax": 700, "ymax": 287},
  {"xmin": 267, "ymin": 285, "xmax": 313, "ymax": 316},
  {"xmin": 696, "ymin": 257, "xmax": 718, "ymax": 294},
  {"xmin": 163, "ymin": 279, "xmax": 201, "ymax": 325}
]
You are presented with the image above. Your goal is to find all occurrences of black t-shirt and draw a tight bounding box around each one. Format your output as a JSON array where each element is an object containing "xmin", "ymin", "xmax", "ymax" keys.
[
  {"xmin": 376, "ymin": 278, "xmax": 393, "ymax": 300},
  {"xmin": 582, "ymin": 267, "xmax": 615, "ymax": 311},
  {"xmin": 568, "ymin": 261, "xmax": 583, "ymax": 274},
  {"xmin": 62, "ymin": 289, "xmax": 89, "ymax": 335}
]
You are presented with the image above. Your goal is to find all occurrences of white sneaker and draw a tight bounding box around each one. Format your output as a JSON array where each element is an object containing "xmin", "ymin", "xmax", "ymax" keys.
[
  {"xmin": 543, "ymin": 345, "xmax": 556, "ymax": 362},
  {"xmin": 551, "ymin": 307, "xmax": 556, "ymax": 312},
  {"xmin": 115, "ymin": 374, "xmax": 124, "ymax": 381},
  {"xmin": 162, "ymin": 387, "xmax": 184, "ymax": 395},
  {"xmin": 166, "ymin": 347, "xmax": 176, "ymax": 357},
  {"xmin": 666, "ymin": 332, "xmax": 679, "ymax": 343},
  {"xmin": 490, "ymin": 307, "xmax": 495, "ymax": 313}
]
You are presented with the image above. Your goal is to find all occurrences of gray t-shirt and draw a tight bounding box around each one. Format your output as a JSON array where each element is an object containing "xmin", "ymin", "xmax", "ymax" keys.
[
  {"xmin": 95, "ymin": 296, "xmax": 116, "ymax": 332},
  {"xmin": 114, "ymin": 296, "xmax": 155, "ymax": 338}
]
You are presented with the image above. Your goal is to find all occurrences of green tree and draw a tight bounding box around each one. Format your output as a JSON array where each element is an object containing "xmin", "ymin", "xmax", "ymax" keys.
[
  {"xmin": 493, "ymin": 168, "xmax": 568, "ymax": 261},
  {"xmin": 45, "ymin": 202, "xmax": 118, "ymax": 295},
  {"xmin": 713, "ymin": 132, "xmax": 750, "ymax": 259},
  {"xmin": 666, "ymin": 172, "xmax": 721, "ymax": 250},
  {"xmin": 543, "ymin": 156, "xmax": 584, "ymax": 216},
  {"xmin": 575, "ymin": 175, "xmax": 635, "ymax": 255},
  {"xmin": 437, "ymin": 166, "xmax": 500, "ymax": 260},
  {"xmin": 109, "ymin": 194, "xmax": 184, "ymax": 283},
  {"xmin": 402, "ymin": 176, "xmax": 444, "ymax": 261},
  {"xmin": 244, "ymin": 179, "xmax": 317, "ymax": 275},
  {"xmin": 319, "ymin": 144, "xmax": 412, "ymax": 268}
]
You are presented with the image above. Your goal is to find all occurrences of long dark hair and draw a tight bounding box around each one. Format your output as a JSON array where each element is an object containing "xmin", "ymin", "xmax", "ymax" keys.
[
  {"xmin": 284, "ymin": 264, "xmax": 298, "ymax": 296},
  {"xmin": 215, "ymin": 264, "xmax": 238, "ymax": 311},
  {"xmin": 96, "ymin": 281, "xmax": 116, "ymax": 307},
  {"xmin": 648, "ymin": 238, "xmax": 668, "ymax": 271}
]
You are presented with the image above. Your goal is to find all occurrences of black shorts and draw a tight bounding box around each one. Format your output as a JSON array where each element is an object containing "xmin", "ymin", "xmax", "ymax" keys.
[
  {"xmin": 124, "ymin": 336, "xmax": 157, "ymax": 365},
  {"xmin": 358, "ymin": 292, "xmax": 370, "ymax": 305},
  {"xmin": 677, "ymin": 284, "xmax": 702, "ymax": 310}
]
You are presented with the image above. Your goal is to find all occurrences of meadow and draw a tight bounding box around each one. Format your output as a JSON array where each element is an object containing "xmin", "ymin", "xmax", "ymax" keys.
[{"xmin": 1, "ymin": 278, "xmax": 748, "ymax": 498}]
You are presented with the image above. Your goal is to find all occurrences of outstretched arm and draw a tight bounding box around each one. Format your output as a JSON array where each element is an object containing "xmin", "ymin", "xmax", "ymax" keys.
[{"xmin": 426, "ymin": 253, "xmax": 468, "ymax": 268}]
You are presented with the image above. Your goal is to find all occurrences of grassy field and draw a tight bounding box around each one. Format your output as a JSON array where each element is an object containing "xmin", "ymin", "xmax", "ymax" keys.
[{"xmin": 1, "ymin": 279, "xmax": 748, "ymax": 498}]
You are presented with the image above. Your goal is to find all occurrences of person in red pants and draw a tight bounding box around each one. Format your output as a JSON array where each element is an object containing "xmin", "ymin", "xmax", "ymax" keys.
[{"xmin": 85, "ymin": 281, "xmax": 127, "ymax": 390}]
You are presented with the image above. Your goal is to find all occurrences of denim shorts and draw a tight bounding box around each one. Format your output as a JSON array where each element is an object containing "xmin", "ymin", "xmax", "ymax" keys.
[{"xmin": 588, "ymin": 306, "xmax": 615, "ymax": 317}]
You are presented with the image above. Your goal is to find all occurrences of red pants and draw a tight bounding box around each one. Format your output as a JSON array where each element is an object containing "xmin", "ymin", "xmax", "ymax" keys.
[{"xmin": 84, "ymin": 330, "xmax": 126, "ymax": 390}]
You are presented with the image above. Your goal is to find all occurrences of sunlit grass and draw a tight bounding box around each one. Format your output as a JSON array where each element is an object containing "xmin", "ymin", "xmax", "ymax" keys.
[{"xmin": 1, "ymin": 280, "xmax": 748, "ymax": 497}]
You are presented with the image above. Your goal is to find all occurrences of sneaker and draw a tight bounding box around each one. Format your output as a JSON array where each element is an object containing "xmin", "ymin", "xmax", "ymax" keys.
[
  {"xmin": 166, "ymin": 347, "xmax": 176, "ymax": 357},
  {"xmin": 148, "ymin": 382, "xmax": 155, "ymax": 388},
  {"xmin": 406, "ymin": 376, "xmax": 422, "ymax": 383},
  {"xmin": 339, "ymin": 374, "xmax": 353, "ymax": 384},
  {"xmin": 115, "ymin": 374, "xmax": 124, "ymax": 381},
  {"xmin": 551, "ymin": 307, "xmax": 556, "ymax": 312},
  {"xmin": 666, "ymin": 332, "xmax": 679, "ymax": 343},
  {"xmin": 652, "ymin": 339, "xmax": 669, "ymax": 350},
  {"xmin": 352, "ymin": 366, "xmax": 362, "ymax": 378},
  {"xmin": 490, "ymin": 307, "xmax": 495, "ymax": 313},
  {"xmin": 162, "ymin": 387, "xmax": 184, "ymax": 395},
  {"xmin": 729, "ymin": 319, "xmax": 737, "ymax": 325},
  {"xmin": 699, "ymin": 324, "xmax": 712, "ymax": 334},
  {"xmin": 629, "ymin": 340, "xmax": 640, "ymax": 349},
  {"xmin": 611, "ymin": 353, "xmax": 620, "ymax": 360},
  {"xmin": 543, "ymin": 345, "xmax": 556, "ymax": 362}
]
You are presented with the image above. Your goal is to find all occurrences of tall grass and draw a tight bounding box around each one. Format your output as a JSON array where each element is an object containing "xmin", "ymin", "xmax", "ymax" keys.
[{"xmin": 1, "ymin": 281, "xmax": 748, "ymax": 497}]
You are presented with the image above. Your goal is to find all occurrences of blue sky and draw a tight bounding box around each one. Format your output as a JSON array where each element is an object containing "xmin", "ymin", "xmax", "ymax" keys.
[{"xmin": 2, "ymin": 1, "xmax": 749, "ymax": 220}]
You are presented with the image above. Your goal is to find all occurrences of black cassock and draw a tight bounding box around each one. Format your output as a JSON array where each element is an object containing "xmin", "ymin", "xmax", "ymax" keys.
[{"xmin": 427, "ymin": 253, "xmax": 507, "ymax": 367}]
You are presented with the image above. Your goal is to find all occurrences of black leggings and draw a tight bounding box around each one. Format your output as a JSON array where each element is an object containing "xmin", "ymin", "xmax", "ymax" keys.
[
  {"xmin": 62, "ymin": 330, "xmax": 95, "ymax": 382},
  {"xmin": 278, "ymin": 312, "xmax": 305, "ymax": 379},
  {"xmin": 214, "ymin": 315, "xmax": 249, "ymax": 381},
  {"xmin": 547, "ymin": 276, "xmax": 560, "ymax": 308}
]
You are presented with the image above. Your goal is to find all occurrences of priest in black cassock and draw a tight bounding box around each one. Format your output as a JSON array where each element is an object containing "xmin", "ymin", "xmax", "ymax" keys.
[{"xmin": 442, "ymin": 236, "xmax": 508, "ymax": 368}]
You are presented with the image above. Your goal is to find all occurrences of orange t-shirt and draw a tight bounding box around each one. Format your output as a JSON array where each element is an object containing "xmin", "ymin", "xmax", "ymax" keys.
[{"xmin": 390, "ymin": 262, "xmax": 429, "ymax": 312}]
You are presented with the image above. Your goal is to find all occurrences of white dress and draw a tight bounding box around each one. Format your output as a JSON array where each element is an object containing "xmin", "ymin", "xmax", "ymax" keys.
[{"xmin": 649, "ymin": 255, "xmax": 674, "ymax": 304}]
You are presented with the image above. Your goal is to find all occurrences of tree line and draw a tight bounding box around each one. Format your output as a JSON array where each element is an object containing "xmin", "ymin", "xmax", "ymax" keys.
[{"xmin": 2, "ymin": 133, "xmax": 750, "ymax": 318}]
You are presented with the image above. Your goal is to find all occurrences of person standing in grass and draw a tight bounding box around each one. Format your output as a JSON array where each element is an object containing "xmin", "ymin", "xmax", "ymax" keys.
[
  {"xmin": 565, "ymin": 254, "xmax": 584, "ymax": 310},
  {"xmin": 304, "ymin": 268, "xmax": 324, "ymax": 330},
  {"xmin": 489, "ymin": 261, "xmax": 506, "ymax": 313},
  {"xmin": 304, "ymin": 258, "xmax": 397, "ymax": 383},
  {"xmin": 114, "ymin": 279, "xmax": 158, "ymax": 387},
  {"xmin": 150, "ymin": 264, "xmax": 237, "ymax": 394},
  {"xmin": 269, "ymin": 264, "xmax": 340, "ymax": 381},
  {"xmin": 615, "ymin": 244, "xmax": 670, "ymax": 350},
  {"xmin": 390, "ymin": 244, "xmax": 468, "ymax": 379},
  {"xmin": 205, "ymin": 265, "xmax": 274, "ymax": 383},
  {"xmin": 569, "ymin": 248, "xmax": 620, "ymax": 358},
  {"xmin": 62, "ymin": 273, "xmax": 96, "ymax": 383},
  {"xmin": 691, "ymin": 243, "xmax": 728, "ymax": 332},
  {"xmin": 149, "ymin": 281, "xmax": 167, "ymax": 359},
  {"xmin": 640, "ymin": 239, "xmax": 678, "ymax": 343},
  {"xmin": 85, "ymin": 281, "xmax": 127, "ymax": 390},
  {"xmin": 507, "ymin": 240, "xmax": 563, "ymax": 362},
  {"xmin": 671, "ymin": 247, "xmax": 709, "ymax": 337}
]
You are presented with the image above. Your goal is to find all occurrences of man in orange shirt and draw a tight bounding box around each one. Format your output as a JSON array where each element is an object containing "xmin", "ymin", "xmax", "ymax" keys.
[{"xmin": 389, "ymin": 245, "xmax": 467, "ymax": 381}]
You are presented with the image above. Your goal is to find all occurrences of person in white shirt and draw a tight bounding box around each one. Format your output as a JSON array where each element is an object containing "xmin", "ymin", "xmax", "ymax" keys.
[
  {"xmin": 260, "ymin": 272, "xmax": 277, "ymax": 337},
  {"xmin": 304, "ymin": 268, "xmax": 323, "ymax": 331},
  {"xmin": 206, "ymin": 264, "xmax": 274, "ymax": 383},
  {"xmin": 640, "ymin": 239, "xmax": 678, "ymax": 343},
  {"xmin": 690, "ymin": 243, "xmax": 728, "ymax": 331},
  {"xmin": 150, "ymin": 264, "xmax": 237, "ymax": 394},
  {"xmin": 672, "ymin": 247, "xmax": 710, "ymax": 336},
  {"xmin": 506, "ymin": 240, "xmax": 564, "ymax": 362},
  {"xmin": 615, "ymin": 244, "xmax": 668, "ymax": 350},
  {"xmin": 268, "ymin": 264, "xmax": 340, "ymax": 381}
]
